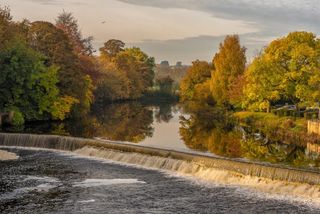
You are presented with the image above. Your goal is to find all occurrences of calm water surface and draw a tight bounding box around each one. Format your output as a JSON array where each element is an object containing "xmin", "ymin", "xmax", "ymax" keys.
[{"xmin": 2, "ymin": 101, "xmax": 319, "ymax": 171}]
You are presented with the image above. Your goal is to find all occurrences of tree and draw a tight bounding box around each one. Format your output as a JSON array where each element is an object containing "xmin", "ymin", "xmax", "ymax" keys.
[
  {"xmin": 0, "ymin": 6, "xmax": 12, "ymax": 48},
  {"xmin": 211, "ymin": 35, "xmax": 246, "ymax": 106},
  {"xmin": 100, "ymin": 39, "xmax": 125, "ymax": 58},
  {"xmin": 27, "ymin": 21, "xmax": 93, "ymax": 116},
  {"xmin": 0, "ymin": 6, "xmax": 29, "ymax": 50},
  {"xmin": 114, "ymin": 47, "xmax": 155, "ymax": 98},
  {"xmin": 243, "ymin": 31, "xmax": 320, "ymax": 111},
  {"xmin": 94, "ymin": 69, "xmax": 130, "ymax": 104},
  {"xmin": 56, "ymin": 11, "xmax": 94, "ymax": 56},
  {"xmin": 55, "ymin": 12, "xmax": 101, "ymax": 81},
  {"xmin": 0, "ymin": 38, "xmax": 74, "ymax": 121},
  {"xmin": 155, "ymin": 76, "xmax": 174, "ymax": 95},
  {"xmin": 180, "ymin": 60, "xmax": 212, "ymax": 101}
]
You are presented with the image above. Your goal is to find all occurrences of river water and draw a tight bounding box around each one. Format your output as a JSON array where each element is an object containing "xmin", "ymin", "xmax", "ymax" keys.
[
  {"xmin": 1, "ymin": 101, "xmax": 320, "ymax": 213},
  {"xmin": 1, "ymin": 148, "xmax": 319, "ymax": 214}
]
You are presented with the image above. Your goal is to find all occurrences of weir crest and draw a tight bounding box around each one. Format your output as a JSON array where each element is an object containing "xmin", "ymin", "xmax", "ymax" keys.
[{"xmin": 1, "ymin": 132, "xmax": 320, "ymax": 201}]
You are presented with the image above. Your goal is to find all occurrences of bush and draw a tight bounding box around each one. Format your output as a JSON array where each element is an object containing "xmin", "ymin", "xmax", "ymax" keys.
[
  {"xmin": 5, "ymin": 107, "xmax": 25, "ymax": 126},
  {"xmin": 11, "ymin": 110, "xmax": 25, "ymax": 126}
]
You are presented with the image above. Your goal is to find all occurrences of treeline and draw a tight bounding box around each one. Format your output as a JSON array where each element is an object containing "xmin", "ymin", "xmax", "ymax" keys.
[
  {"xmin": 180, "ymin": 32, "xmax": 320, "ymax": 113},
  {"xmin": 0, "ymin": 6, "xmax": 155, "ymax": 125}
]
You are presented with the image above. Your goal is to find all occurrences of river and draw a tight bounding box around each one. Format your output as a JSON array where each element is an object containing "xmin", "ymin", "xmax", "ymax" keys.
[{"xmin": 1, "ymin": 101, "xmax": 320, "ymax": 213}]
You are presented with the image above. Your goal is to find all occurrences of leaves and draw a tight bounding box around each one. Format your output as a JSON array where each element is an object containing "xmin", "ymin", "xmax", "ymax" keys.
[
  {"xmin": 180, "ymin": 60, "xmax": 212, "ymax": 102},
  {"xmin": 211, "ymin": 35, "xmax": 246, "ymax": 106},
  {"xmin": 244, "ymin": 31, "xmax": 320, "ymax": 111}
]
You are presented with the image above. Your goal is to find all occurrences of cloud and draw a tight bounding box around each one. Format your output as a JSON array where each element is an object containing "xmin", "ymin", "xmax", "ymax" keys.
[
  {"xmin": 126, "ymin": 32, "xmax": 270, "ymax": 64},
  {"xmin": 116, "ymin": 0, "xmax": 320, "ymax": 63},
  {"xmin": 117, "ymin": 0, "xmax": 320, "ymax": 33},
  {"xmin": 23, "ymin": 0, "xmax": 86, "ymax": 6},
  {"xmin": 23, "ymin": 0, "xmax": 64, "ymax": 5}
]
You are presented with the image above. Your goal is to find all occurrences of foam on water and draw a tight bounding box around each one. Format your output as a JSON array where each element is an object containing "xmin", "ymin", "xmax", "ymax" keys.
[
  {"xmin": 23, "ymin": 176, "xmax": 60, "ymax": 183},
  {"xmin": 0, "ymin": 149, "xmax": 18, "ymax": 160},
  {"xmin": 78, "ymin": 199, "xmax": 96, "ymax": 203},
  {"xmin": 1, "ymin": 133, "xmax": 320, "ymax": 207},
  {"xmin": 0, "ymin": 184, "xmax": 58, "ymax": 201},
  {"xmin": 73, "ymin": 179, "xmax": 146, "ymax": 187},
  {"xmin": 74, "ymin": 146, "xmax": 320, "ymax": 205}
]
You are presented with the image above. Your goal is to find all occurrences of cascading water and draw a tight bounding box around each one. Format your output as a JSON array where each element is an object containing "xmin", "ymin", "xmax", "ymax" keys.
[{"xmin": 1, "ymin": 132, "xmax": 320, "ymax": 202}]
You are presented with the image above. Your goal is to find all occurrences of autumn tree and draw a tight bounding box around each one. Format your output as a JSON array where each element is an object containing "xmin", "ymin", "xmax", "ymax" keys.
[
  {"xmin": 0, "ymin": 6, "xmax": 29, "ymax": 49},
  {"xmin": 113, "ymin": 47, "xmax": 155, "ymax": 98},
  {"xmin": 27, "ymin": 21, "xmax": 93, "ymax": 116},
  {"xmin": 56, "ymin": 11, "xmax": 93, "ymax": 56},
  {"xmin": 94, "ymin": 68, "xmax": 130, "ymax": 104},
  {"xmin": 100, "ymin": 39, "xmax": 125, "ymax": 58},
  {"xmin": 211, "ymin": 35, "xmax": 246, "ymax": 106},
  {"xmin": 180, "ymin": 60, "xmax": 212, "ymax": 102},
  {"xmin": 54, "ymin": 12, "xmax": 96, "ymax": 115},
  {"xmin": 55, "ymin": 11, "xmax": 98, "ymax": 97},
  {"xmin": 0, "ymin": 6, "xmax": 12, "ymax": 48},
  {"xmin": 243, "ymin": 31, "xmax": 320, "ymax": 111}
]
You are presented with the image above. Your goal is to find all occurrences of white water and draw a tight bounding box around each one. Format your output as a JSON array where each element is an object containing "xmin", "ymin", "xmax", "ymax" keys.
[
  {"xmin": 2, "ymin": 133, "xmax": 320, "ymax": 206},
  {"xmin": 23, "ymin": 176, "xmax": 60, "ymax": 183},
  {"xmin": 74, "ymin": 146, "xmax": 320, "ymax": 204},
  {"xmin": 0, "ymin": 149, "xmax": 18, "ymax": 160},
  {"xmin": 73, "ymin": 179, "xmax": 146, "ymax": 187},
  {"xmin": 0, "ymin": 176, "xmax": 60, "ymax": 200}
]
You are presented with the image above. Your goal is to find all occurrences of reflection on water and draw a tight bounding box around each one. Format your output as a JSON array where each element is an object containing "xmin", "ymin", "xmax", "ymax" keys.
[{"xmin": 2, "ymin": 101, "xmax": 320, "ymax": 171}]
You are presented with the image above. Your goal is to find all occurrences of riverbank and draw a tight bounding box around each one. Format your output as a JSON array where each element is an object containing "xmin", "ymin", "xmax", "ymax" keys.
[{"xmin": 233, "ymin": 111, "xmax": 320, "ymax": 146}]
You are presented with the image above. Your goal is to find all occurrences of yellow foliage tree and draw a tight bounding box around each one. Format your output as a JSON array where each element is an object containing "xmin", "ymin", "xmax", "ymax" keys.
[{"xmin": 211, "ymin": 35, "xmax": 246, "ymax": 106}]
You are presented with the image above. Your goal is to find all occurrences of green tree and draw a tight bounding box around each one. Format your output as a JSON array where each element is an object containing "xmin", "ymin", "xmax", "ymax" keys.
[
  {"xmin": 155, "ymin": 76, "xmax": 174, "ymax": 95},
  {"xmin": 0, "ymin": 38, "xmax": 73, "ymax": 121},
  {"xmin": 211, "ymin": 35, "xmax": 246, "ymax": 106}
]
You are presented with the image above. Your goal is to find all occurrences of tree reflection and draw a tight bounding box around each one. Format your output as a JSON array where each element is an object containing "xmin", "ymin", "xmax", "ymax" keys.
[
  {"xmin": 92, "ymin": 103, "xmax": 154, "ymax": 142},
  {"xmin": 154, "ymin": 102, "xmax": 174, "ymax": 123},
  {"xmin": 180, "ymin": 102, "xmax": 320, "ymax": 169},
  {"xmin": 180, "ymin": 103, "xmax": 242, "ymax": 158}
]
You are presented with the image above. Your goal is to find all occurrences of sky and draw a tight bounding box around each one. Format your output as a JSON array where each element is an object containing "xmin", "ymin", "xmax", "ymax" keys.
[{"xmin": 1, "ymin": 0, "xmax": 319, "ymax": 64}]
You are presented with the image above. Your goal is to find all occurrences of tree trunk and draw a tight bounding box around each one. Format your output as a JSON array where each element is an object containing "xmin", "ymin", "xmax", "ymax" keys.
[
  {"xmin": 296, "ymin": 103, "xmax": 300, "ymax": 118},
  {"xmin": 267, "ymin": 101, "xmax": 270, "ymax": 113}
]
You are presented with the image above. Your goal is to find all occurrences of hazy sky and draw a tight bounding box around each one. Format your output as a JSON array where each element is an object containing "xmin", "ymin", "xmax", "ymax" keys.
[{"xmin": 2, "ymin": 0, "xmax": 319, "ymax": 64}]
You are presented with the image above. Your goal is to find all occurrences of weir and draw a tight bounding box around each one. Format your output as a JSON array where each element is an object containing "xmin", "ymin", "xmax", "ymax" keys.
[{"xmin": 1, "ymin": 133, "xmax": 320, "ymax": 186}]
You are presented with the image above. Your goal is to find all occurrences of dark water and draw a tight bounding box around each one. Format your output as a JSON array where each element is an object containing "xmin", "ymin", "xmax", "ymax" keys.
[
  {"xmin": 2, "ymin": 101, "xmax": 320, "ymax": 171},
  {"xmin": 1, "ymin": 148, "xmax": 319, "ymax": 214}
]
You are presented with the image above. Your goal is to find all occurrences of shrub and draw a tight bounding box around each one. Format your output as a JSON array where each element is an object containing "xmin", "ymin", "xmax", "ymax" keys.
[{"xmin": 11, "ymin": 110, "xmax": 25, "ymax": 126}]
